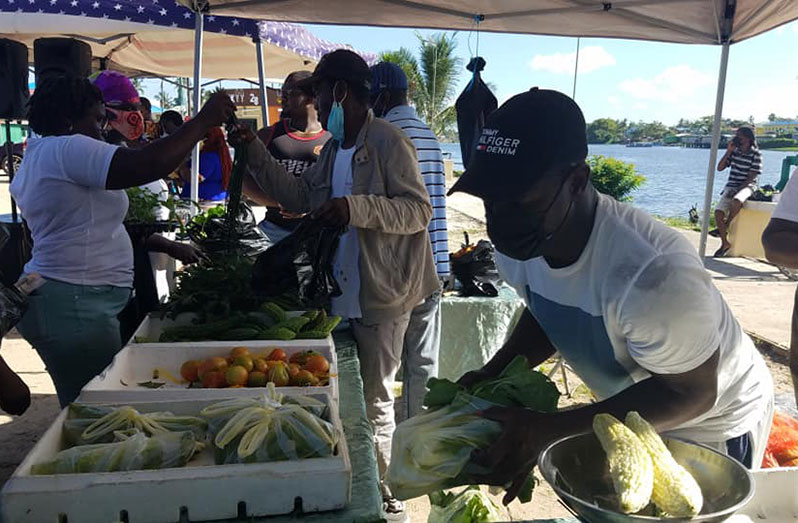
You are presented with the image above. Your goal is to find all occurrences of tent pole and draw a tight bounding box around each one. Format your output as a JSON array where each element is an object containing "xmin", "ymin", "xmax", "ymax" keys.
[
  {"xmin": 190, "ymin": 11, "xmax": 204, "ymax": 205},
  {"xmin": 254, "ymin": 36, "xmax": 270, "ymax": 128},
  {"xmin": 698, "ymin": 41, "xmax": 730, "ymax": 260}
]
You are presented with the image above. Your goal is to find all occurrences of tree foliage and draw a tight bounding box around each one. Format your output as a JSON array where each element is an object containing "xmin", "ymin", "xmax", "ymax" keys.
[
  {"xmin": 379, "ymin": 32, "xmax": 462, "ymax": 140},
  {"xmin": 588, "ymin": 155, "xmax": 645, "ymax": 202}
]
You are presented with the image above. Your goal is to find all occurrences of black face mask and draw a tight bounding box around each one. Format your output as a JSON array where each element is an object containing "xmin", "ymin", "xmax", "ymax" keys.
[{"xmin": 485, "ymin": 177, "xmax": 574, "ymax": 261}]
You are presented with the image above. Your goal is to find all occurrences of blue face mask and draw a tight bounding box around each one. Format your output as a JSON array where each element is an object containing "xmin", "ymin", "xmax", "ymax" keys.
[{"xmin": 327, "ymin": 84, "xmax": 347, "ymax": 142}]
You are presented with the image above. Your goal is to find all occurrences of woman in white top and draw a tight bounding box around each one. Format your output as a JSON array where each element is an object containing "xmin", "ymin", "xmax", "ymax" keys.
[{"xmin": 10, "ymin": 75, "xmax": 234, "ymax": 406}]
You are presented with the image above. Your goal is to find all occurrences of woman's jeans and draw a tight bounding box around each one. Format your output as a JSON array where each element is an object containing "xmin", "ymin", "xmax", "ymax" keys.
[{"xmin": 16, "ymin": 279, "xmax": 131, "ymax": 406}]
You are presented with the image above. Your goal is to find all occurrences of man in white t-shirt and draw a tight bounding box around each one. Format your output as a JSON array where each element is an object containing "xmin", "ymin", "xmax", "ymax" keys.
[
  {"xmin": 763, "ymin": 170, "xmax": 798, "ymax": 407},
  {"xmin": 448, "ymin": 88, "xmax": 773, "ymax": 504}
]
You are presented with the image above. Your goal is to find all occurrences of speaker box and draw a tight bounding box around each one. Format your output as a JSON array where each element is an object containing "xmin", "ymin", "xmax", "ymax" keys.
[
  {"xmin": 34, "ymin": 38, "xmax": 92, "ymax": 83},
  {"xmin": 0, "ymin": 39, "xmax": 30, "ymax": 121}
]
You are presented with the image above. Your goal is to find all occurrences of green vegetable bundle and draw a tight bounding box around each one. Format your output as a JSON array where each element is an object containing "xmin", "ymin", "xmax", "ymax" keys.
[
  {"xmin": 31, "ymin": 430, "xmax": 202, "ymax": 475},
  {"xmin": 200, "ymin": 386, "xmax": 337, "ymax": 465},
  {"xmin": 63, "ymin": 404, "xmax": 207, "ymax": 447},
  {"xmin": 385, "ymin": 357, "xmax": 559, "ymax": 502},
  {"xmin": 428, "ymin": 487, "xmax": 505, "ymax": 523}
]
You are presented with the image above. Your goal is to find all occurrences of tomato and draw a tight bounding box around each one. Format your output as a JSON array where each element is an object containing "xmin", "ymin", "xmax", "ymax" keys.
[
  {"xmin": 233, "ymin": 355, "xmax": 254, "ymax": 373},
  {"xmin": 229, "ymin": 346, "xmax": 251, "ymax": 359},
  {"xmin": 267, "ymin": 361, "xmax": 290, "ymax": 387},
  {"xmin": 198, "ymin": 357, "xmax": 228, "ymax": 380},
  {"xmin": 291, "ymin": 369, "xmax": 319, "ymax": 387},
  {"xmin": 201, "ymin": 370, "xmax": 227, "ymax": 389},
  {"xmin": 304, "ymin": 354, "xmax": 330, "ymax": 374},
  {"xmin": 248, "ymin": 371, "xmax": 268, "ymax": 387},
  {"xmin": 267, "ymin": 348, "xmax": 288, "ymax": 362},
  {"xmin": 253, "ymin": 358, "xmax": 269, "ymax": 373},
  {"xmin": 289, "ymin": 350, "xmax": 323, "ymax": 366},
  {"xmin": 225, "ymin": 365, "xmax": 249, "ymax": 387},
  {"xmin": 287, "ymin": 363, "xmax": 302, "ymax": 378},
  {"xmin": 180, "ymin": 360, "xmax": 200, "ymax": 382}
]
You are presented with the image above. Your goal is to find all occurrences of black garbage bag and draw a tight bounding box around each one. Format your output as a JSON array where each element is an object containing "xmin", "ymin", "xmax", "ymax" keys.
[
  {"xmin": 455, "ymin": 57, "xmax": 498, "ymax": 170},
  {"xmin": 188, "ymin": 202, "xmax": 271, "ymax": 257},
  {"xmin": 252, "ymin": 219, "xmax": 344, "ymax": 309},
  {"xmin": 450, "ymin": 233, "xmax": 502, "ymax": 297}
]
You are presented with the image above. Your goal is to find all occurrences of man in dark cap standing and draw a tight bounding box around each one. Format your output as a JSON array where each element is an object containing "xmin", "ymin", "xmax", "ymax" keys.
[
  {"xmin": 450, "ymin": 88, "xmax": 773, "ymax": 504},
  {"xmin": 233, "ymin": 50, "xmax": 438, "ymax": 520}
]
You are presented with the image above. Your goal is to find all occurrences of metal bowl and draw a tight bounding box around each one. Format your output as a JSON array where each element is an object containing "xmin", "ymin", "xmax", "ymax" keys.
[{"xmin": 538, "ymin": 433, "xmax": 754, "ymax": 522}]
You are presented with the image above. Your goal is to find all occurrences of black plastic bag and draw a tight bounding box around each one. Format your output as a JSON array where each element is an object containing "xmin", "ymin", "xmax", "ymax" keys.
[
  {"xmin": 252, "ymin": 219, "xmax": 344, "ymax": 309},
  {"xmin": 450, "ymin": 233, "xmax": 502, "ymax": 297},
  {"xmin": 188, "ymin": 202, "xmax": 271, "ymax": 257}
]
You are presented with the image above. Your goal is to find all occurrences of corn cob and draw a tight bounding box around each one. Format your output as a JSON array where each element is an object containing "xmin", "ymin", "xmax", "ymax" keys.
[
  {"xmin": 260, "ymin": 302, "xmax": 287, "ymax": 324},
  {"xmin": 593, "ymin": 413, "xmax": 654, "ymax": 514},
  {"xmin": 624, "ymin": 412, "xmax": 703, "ymax": 517},
  {"xmin": 256, "ymin": 327, "xmax": 297, "ymax": 341}
]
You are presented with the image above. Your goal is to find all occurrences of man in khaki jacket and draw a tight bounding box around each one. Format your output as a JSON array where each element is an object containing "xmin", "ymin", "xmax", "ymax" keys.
[{"xmin": 234, "ymin": 49, "xmax": 438, "ymax": 519}]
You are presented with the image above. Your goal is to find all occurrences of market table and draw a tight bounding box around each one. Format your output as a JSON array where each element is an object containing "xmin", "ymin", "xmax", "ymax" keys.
[
  {"xmin": 253, "ymin": 331, "xmax": 383, "ymax": 522},
  {"xmin": 438, "ymin": 285, "xmax": 525, "ymax": 381}
]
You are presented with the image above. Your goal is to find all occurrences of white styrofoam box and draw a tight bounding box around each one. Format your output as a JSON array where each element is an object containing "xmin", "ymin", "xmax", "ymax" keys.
[
  {"xmin": 79, "ymin": 340, "xmax": 338, "ymax": 403},
  {"xmin": 2, "ymin": 394, "xmax": 351, "ymax": 523},
  {"xmin": 738, "ymin": 467, "xmax": 798, "ymax": 521},
  {"xmin": 129, "ymin": 312, "xmax": 313, "ymax": 345}
]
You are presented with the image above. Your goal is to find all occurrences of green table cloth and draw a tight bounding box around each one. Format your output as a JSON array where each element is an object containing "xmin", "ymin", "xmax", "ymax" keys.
[
  {"xmin": 254, "ymin": 331, "xmax": 383, "ymax": 522},
  {"xmin": 438, "ymin": 286, "xmax": 525, "ymax": 381}
]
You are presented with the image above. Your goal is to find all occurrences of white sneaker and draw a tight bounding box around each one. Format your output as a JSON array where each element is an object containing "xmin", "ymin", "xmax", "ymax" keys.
[{"xmin": 383, "ymin": 496, "xmax": 409, "ymax": 523}]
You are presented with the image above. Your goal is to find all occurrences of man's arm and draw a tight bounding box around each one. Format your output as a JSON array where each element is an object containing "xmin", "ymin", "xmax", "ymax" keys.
[
  {"xmin": 242, "ymin": 175, "xmax": 280, "ymax": 207},
  {"xmin": 763, "ymin": 218, "xmax": 798, "ymax": 269},
  {"xmin": 244, "ymin": 131, "xmax": 311, "ymax": 213},
  {"xmin": 345, "ymin": 134, "xmax": 432, "ymax": 234},
  {"xmin": 459, "ymin": 308, "xmax": 557, "ymax": 387}
]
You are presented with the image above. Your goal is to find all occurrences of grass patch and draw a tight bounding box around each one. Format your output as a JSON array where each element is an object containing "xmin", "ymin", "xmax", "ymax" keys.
[
  {"xmin": 765, "ymin": 147, "xmax": 798, "ymax": 152},
  {"xmin": 656, "ymin": 212, "xmax": 717, "ymax": 232}
]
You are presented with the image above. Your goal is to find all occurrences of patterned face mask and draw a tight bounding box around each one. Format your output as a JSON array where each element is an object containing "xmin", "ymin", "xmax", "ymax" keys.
[{"xmin": 105, "ymin": 107, "xmax": 144, "ymax": 141}]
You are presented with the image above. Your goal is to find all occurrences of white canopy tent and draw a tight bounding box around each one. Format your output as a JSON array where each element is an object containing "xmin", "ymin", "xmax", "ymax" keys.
[{"xmin": 190, "ymin": 0, "xmax": 798, "ymax": 258}]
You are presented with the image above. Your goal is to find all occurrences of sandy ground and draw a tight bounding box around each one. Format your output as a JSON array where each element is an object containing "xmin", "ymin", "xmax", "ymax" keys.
[{"xmin": 0, "ymin": 179, "xmax": 796, "ymax": 522}]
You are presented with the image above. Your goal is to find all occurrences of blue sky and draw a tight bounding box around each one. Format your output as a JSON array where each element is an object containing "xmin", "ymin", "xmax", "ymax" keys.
[{"xmin": 141, "ymin": 19, "xmax": 798, "ymax": 126}]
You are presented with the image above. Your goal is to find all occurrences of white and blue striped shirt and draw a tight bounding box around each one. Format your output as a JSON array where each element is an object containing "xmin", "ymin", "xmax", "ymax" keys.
[{"xmin": 384, "ymin": 105, "xmax": 450, "ymax": 277}]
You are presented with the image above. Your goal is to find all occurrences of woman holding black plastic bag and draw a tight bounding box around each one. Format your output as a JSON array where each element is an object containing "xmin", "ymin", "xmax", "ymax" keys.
[{"xmin": 10, "ymin": 76, "xmax": 234, "ymax": 406}]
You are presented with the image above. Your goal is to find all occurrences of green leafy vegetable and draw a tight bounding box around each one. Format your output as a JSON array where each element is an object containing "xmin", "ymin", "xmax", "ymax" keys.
[
  {"xmin": 125, "ymin": 187, "xmax": 163, "ymax": 223},
  {"xmin": 428, "ymin": 487, "xmax": 504, "ymax": 523}
]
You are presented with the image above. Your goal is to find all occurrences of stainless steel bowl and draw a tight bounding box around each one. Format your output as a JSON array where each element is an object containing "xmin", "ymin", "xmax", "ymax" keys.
[{"xmin": 538, "ymin": 433, "xmax": 754, "ymax": 522}]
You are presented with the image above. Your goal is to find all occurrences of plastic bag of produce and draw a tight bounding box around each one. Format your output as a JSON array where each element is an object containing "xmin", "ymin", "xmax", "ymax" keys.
[
  {"xmin": 31, "ymin": 430, "xmax": 202, "ymax": 475},
  {"xmin": 449, "ymin": 234, "xmax": 502, "ymax": 298},
  {"xmin": 386, "ymin": 356, "xmax": 559, "ymax": 501},
  {"xmin": 201, "ymin": 388, "xmax": 337, "ymax": 465},
  {"xmin": 428, "ymin": 487, "xmax": 505, "ymax": 523},
  {"xmin": 63, "ymin": 404, "xmax": 207, "ymax": 447},
  {"xmin": 252, "ymin": 219, "xmax": 343, "ymax": 309}
]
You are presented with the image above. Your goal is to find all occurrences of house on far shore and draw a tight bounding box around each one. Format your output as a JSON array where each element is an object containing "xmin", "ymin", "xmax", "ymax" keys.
[{"xmin": 756, "ymin": 120, "xmax": 798, "ymax": 138}]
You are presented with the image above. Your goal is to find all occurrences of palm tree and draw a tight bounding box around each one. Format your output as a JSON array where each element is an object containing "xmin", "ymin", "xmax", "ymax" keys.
[{"xmin": 380, "ymin": 32, "xmax": 461, "ymax": 139}]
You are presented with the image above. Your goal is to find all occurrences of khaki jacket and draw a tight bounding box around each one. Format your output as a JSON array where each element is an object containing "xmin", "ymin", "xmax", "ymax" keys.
[{"xmin": 246, "ymin": 111, "xmax": 440, "ymax": 322}]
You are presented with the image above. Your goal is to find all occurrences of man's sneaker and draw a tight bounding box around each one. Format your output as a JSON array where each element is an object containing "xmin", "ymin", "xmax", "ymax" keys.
[{"xmin": 383, "ymin": 496, "xmax": 409, "ymax": 523}]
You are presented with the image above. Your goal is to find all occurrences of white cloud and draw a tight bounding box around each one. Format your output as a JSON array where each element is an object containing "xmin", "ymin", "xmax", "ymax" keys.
[
  {"xmin": 723, "ymin": 81, "xmax": 798, "ymax": 123},
  {"xmin": 607, "ymin": 95, "xmax": 621, "ymax": 107},
  {"xmin": 618, "ymin": 65, "xmax": 713, "ymax": 104},
  {"xmin": 529, "ymin": 46, "xmax": 616, "ymax": 75},
  {"xmin": 633, "ymin": 102, "xmax": 648, "ymax": 110}
]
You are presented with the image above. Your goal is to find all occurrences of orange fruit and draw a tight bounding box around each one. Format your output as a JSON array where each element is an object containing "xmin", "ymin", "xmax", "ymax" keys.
[
  {"xmin": 248, "ymin": 371, "xmax": 268, "ymax": 387},
  {"xmin": 225, "ymin": 365, "xmax": 249, "ymax": 387},
  {"xmin": 233, "ymin": 355, "xmax": 254, "ymax": 373},
  {"xmin": 291, "ymin": 369, "xmax": 319, "ymax": 387},
  {"xmin": 229, "ymin": 346, "xmax": 251, "ymax": 359},
  {"xmin": 267, "ymin": 361, "xmax": 290, "ymax": 387},
  {"xmin": 267, "ymin": 348, "xmax": 288, "ymax": 362},
  {"xmin": 180, "ymin": 360, "xmax": 200, "ymax": 382},
  {"xmin": 253, "ymin": 358, "xmax": 269, "ymax": 373},
  {"xmin": 201, "ymin": 370, "xmax": 227, "ymax": 389},
  {"xmin": 304, "ymin": 354, "xmax": 330, "ymax": 374},
  {"xmin": 198, "ymin": 357, "xmax": 228, "ymax": 380}
]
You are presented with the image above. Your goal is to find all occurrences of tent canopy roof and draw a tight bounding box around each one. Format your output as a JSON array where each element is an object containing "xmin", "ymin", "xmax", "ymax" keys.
[{"xmin": 201, "ymin": 0, "xmax": 798, "ymax": 46}]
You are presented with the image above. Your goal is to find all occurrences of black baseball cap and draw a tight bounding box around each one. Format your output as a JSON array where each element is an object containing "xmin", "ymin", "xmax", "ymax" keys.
[
  {"xmin": 296, "ymin": 49, "xmax": 371, "ymax": 91},
  {"xmin": 449, "ymin": 88, "xmax": 588, "ymax": 200}
]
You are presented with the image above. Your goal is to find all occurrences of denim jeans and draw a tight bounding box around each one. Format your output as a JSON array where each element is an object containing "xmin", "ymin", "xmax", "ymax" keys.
[
  {"xmin": 401, "ymin": 291, "xmax": 442, "ymax": 420},
  {"xmin": 16, "ymin": 279, "xmax": 131, "ymax": 406}
]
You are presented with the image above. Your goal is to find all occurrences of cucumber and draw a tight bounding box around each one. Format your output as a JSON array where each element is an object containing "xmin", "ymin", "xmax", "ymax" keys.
[
  {"xmin": 256, "ymin": 327, "xmax": 296, "ymax": 341},
  {"xmin": 278, "ymin": 316, "xmax": 311, "ymax": 333},
  {"xmin": 260, "ymin": 302, "xmax": 287, "ymax": 323},
  {"xmin": 219, "ymin": 327, "xmax": 260, "ymax": 341}
]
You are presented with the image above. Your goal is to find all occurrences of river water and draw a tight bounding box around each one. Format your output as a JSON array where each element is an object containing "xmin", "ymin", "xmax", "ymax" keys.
[{"xmin": 441, "ymin": 143, "xmax": 796, "ymax": 218}]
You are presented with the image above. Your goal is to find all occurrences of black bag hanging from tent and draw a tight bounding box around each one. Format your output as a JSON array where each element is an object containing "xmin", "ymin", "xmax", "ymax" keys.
[
  {"xmin": 455, "ymin": 57, "xmax": 498, "ymax": 170},
  {"xmin": 251, "ymin": 218, "xmax": 344, "ymax": 309},
  {"xmin": 449, "ymin": 232, "xmax": 502, "ymax": 298}
]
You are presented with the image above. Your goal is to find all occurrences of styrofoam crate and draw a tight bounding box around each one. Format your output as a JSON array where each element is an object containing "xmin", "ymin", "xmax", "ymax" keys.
[
  {"xmin": 738, "ymin": 467, "xmax": 798, "ymax": 521},
  {"xmin": 79, "ymin": 340, "xmax": 338, "ymax": 403},
  {"xmin": 129, "ymin": 312, "xmax": 314, "ymax": 345},
  {"xmin": 1, "ymin": 393, "xmax": 351, "ymax": 522}
]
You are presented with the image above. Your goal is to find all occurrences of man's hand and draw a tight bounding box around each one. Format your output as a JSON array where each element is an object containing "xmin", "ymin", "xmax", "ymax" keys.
[
  {"xmin": 313, "ymin": 198, "xmax": 350, "ymax": 227},
  {"xmin": 167, "ymin": 242, "xmax": 205, "ymax": 265},
  {"xmin": 457, "ymin": 367, "xmax": 495, "ymax": 389},
  {"xmin": 470, "ymin": 407, "xmax": 558, "ymax": 505},
  {"xmin": 197, "ymin": 91, "xmax": 236, "ymax": 128},
  {"xmin": 726, "ymin": 140, "xmax": 737, "ymax": 153},
  {"xmin": 228, "ymin": 125, "xmax": 257, "ymax": 147}
]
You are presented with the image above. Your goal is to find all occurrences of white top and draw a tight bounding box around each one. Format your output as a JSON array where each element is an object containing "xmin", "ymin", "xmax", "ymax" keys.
[
  {"xmin": 772, "ymin": 170, "xmax": 798, "ymax": 223},
  {"xmin": 497, "ymin": 194, "xmax": 772, "ymax": 447},
  {"xmin": 330, "ymin": 145, "xmax": 361, "ymax": 319},
  {"xmin": 10, "ymin": 134, "xmax": 133, "ymax": 287}
]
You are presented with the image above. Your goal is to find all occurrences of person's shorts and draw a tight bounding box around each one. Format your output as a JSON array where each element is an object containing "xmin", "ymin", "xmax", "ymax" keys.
[{"xmin": 717, "ymin": 186, "xmax": 754, "ymax": 214}]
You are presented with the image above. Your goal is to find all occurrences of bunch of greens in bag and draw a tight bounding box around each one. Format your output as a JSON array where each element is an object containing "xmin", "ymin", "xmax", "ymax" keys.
[
  {"xmin": 63, "ymin": 404, "xmax": 207, "ymax": 447},
  {"xmin": 200, "ymin": 385, "xmax": 336, "ymax": 464},
  {"xmin": 386, "ymin": 356, "xmax": 559, "ymax": 502},
  {"xmin": 32, "ymin": 430, "xmax": 202, "ymax": 475},
  {"xmin": 428, "ymin": 487, "xmax": 505, "ymax": 523}
]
